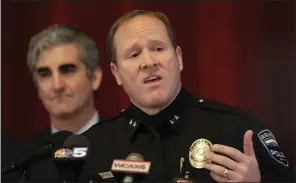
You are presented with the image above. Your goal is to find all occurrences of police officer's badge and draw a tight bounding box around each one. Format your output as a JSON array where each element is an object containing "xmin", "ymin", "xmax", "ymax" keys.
[
  {"xmin": 258, "ymin": 129, "xmax": 289, "ymax": 167},
  {"xmin": 189, "ymin": 139, "xmax": 213, "ymax": 169}
]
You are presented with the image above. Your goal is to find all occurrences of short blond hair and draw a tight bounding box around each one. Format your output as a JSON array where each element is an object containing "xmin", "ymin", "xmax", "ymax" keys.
[{"xmin": 107, "ymin": 9, "xmax": 176, "ymax": 64}]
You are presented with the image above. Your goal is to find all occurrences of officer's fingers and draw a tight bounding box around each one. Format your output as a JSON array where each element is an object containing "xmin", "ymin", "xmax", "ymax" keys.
[
  {"xmin": 204, "ymin": 162, "xmax": 237, "ymax": 180},
  {"xmin": 212, "ymin": 144, "xmax": 245, "ymax": 163},
  {"xmin": 205, "ymin": 152, "xmax": 239, "ymax": 171},
  {"xmin": 243, "ymin": 130, "xmax": 256, "ymax": 157},
  {"xmin": 210, "ymin": 171, "xmax": 231, "ymax": 182}
]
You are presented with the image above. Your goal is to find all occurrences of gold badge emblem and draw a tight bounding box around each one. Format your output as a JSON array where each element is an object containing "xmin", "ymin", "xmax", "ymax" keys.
[{"xmin": 189, "ymin": 139, "xmax": 213, "ymax": 169}]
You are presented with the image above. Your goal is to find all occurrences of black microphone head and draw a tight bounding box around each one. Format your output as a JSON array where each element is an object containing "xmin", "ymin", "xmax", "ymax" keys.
[
  {"xmin": 36, "ymin": 130, "xmax": 73, "ymax": 161},
  {"xmin": 46, "ymin": 130, "xmax": 73, "ymax": 149},
  {"xmin": 53, "ymin": 134, "xmax": 90, "ymax": 161},
  {"xmin": 63, "ymin": 134, "xmax": 90, "ymax": 147},
  {"xmin": 53, "ymin": 134, "xmax": 90, "ymax": 182}
]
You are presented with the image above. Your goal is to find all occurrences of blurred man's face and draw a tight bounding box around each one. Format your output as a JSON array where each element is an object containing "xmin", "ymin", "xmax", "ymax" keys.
[
  {"xmin": 111, "ymin": 15, "xmax": 183, "ymax": 112},
  {"xmin": 35, "ymin": 43, "xmax": 102, "ymax": 118}
]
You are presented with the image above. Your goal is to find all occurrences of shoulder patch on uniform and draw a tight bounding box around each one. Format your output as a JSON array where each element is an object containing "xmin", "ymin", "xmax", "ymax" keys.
[{"xmin": 258, "ymin": 129, "xmax": 288, "ymax": 167}]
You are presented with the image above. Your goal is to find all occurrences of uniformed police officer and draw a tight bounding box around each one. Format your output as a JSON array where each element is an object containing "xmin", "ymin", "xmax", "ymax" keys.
[{"xmin": 81, "ymin": 9, "xmax": 295, "ymax": 182}]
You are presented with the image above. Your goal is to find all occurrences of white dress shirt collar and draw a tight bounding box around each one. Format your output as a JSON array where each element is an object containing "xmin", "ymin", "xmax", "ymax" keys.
[{"xmin": 51, "ymin": 111, "xmax": 99, "ymax": 134}]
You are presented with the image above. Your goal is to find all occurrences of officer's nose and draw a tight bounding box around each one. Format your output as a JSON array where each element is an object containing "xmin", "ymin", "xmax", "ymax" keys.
[{"xmin": 140, "ymin": 50, "xmax": 159, "ymax": 69}]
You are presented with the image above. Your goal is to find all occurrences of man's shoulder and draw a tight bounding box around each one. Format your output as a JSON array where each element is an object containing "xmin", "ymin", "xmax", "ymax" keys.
[
  {"xmin": 185, "ymin": 91, "xmax": 267, "ymax": 131},
  {"xmin": 188, "ymin": 92, "xmax": 263, "ymax": 123},
  {"xmin": 86, "ymin": 109, "xmax": 127, "ymax": 131}
]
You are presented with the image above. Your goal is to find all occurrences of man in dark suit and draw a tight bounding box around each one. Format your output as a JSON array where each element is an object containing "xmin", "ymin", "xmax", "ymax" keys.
[
  {"xmin": 2, "ymin": 131, "xmax": 18, "ymax": 167},
  {"xmin": 2, "ymin": 24, "xmax": 103, "ymax": 182},
  {"xmin": 2, "ymin": 132, "xmax": 19, "ymax": 182}
]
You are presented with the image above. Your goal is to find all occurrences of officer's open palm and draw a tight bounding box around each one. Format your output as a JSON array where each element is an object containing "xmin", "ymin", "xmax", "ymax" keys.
[{"xmin": 204, "ymin": 130, "xmax": 261, "ymax": 182}]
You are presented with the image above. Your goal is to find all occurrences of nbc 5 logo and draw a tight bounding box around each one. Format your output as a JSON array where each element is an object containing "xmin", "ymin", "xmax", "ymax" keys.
[{"xmin": 71, "ymin": 147, "xmax": 88, "ymax": 158}]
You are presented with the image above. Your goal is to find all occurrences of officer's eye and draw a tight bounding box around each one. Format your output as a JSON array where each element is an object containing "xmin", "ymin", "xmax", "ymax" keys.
[
  {"xmin": 156, "ymin": 47, "xmax": 163, "ymax": 52},
  {"xmin": 129, "ymin": 52, "xmax": 140, "ymax": 58}
]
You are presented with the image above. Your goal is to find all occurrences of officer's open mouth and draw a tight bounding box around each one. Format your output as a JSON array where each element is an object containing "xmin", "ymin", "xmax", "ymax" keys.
[{"xmin": 143, "ymin": 75, "xmax": 162, "ymax": 84}]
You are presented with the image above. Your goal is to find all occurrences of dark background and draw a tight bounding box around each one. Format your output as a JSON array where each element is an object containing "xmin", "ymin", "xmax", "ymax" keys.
[{"xmin": 2, "ymin": 0, "xmax": 295, "ymax": 176}]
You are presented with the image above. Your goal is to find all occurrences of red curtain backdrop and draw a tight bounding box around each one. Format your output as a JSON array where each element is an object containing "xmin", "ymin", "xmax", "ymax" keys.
[{"xmin": 2, "ymin": 0, "xmax": 295, "ymax": 175}]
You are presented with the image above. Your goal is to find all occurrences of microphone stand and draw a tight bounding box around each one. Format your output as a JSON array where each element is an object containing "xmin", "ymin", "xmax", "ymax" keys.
[{"xmin": 19, "ymin": 167, "xmax": 30, "ymax": 183}]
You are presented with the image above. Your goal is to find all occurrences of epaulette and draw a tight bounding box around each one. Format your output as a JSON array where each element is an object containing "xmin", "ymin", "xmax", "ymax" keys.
[
  {"xmin": 97, "ymin": 108, "xmax": 127, "ymax": 125},
  {"xmin": 189, "ymin": 94, "xmax": 263, "ymax": 123}
]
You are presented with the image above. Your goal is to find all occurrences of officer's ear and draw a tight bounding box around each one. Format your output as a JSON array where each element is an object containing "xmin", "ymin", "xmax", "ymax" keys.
[
  {"xmin": 110, "ymin": 62, "xmax": 122, "ymax": 85},
  {"xmin": 176, "ymin": 46, "xmax": 183, "ymax": 72}
]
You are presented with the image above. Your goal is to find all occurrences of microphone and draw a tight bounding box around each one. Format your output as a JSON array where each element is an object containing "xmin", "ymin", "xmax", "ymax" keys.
[
  {"xmin": 173, "ymin": 171, "xmax": 195, "ymax": 182},
  {"xmin": 173, "ymin": 158, "xmax": 196, "ymax": 182},
  {"xmin": 53, "ymin": 134, "xmax": 90, "ymax": 182},
  {"xmin": 1, "ymin": 130, "xmax": 73, "ymax": 174},
  {"xmin": 111, "ymin": 153, "xmax": 151, "ymax": 182}
]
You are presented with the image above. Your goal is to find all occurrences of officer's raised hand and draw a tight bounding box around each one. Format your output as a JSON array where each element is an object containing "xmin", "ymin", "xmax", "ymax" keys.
[{"xmin": 204, "ymin": 130, "xmax": 261, "ymax": 182}]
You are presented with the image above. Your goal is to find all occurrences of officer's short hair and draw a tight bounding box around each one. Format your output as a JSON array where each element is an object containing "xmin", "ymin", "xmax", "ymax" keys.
[{"xmin": 107, "ymin": 9, "xmax": 177, "ymax": 64}]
